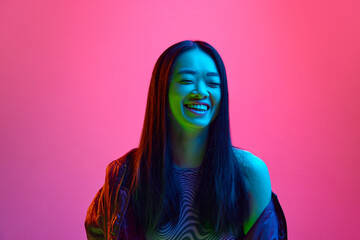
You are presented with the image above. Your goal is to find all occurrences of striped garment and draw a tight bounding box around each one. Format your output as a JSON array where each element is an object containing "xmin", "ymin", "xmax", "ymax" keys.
[{"xmin": 146, "ymin": 165, "xmax": 237, "ymax": 240}]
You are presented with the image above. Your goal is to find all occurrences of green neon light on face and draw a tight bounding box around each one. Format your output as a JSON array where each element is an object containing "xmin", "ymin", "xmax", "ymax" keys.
[{"xmin": 168, "ymin": 49, "xmax": 221, "ymax": 131}]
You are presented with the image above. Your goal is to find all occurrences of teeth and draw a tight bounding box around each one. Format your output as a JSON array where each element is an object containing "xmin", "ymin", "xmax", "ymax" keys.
[{"xmin": 186, "ymin": 104, "xmax": 208, "ymax": 111}]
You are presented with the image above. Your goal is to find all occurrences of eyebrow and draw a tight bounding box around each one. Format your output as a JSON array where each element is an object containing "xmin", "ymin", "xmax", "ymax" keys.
[{"xmin": 178, "ymin": 69, "xmax": 219, "ymax": 77}]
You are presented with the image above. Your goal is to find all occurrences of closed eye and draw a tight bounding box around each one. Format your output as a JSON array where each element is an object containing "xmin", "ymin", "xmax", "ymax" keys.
[
  {"xmin": 209, "ymin": 82, "xmax": 221, "ymax": 87},
  {"xmin": 180, "ymin": 80, "xmax": 193, "ymax": 84}
]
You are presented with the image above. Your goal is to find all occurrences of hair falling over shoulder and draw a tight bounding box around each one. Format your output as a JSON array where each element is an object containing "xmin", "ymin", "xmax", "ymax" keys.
[{"xmin": 126, "ymin": 40, "xmax": 249, "ymax": 236}]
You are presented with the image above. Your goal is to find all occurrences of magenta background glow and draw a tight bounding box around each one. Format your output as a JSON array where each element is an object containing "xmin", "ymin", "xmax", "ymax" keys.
[{"xmin": 1, "ymin": 0, "xmax": 359, "ymax": 239}]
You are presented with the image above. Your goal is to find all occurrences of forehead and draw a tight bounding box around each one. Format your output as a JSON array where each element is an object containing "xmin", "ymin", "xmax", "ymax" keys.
[{"xmin": 172, "ymin": 49, "xmax": 218, "ymax": 72}]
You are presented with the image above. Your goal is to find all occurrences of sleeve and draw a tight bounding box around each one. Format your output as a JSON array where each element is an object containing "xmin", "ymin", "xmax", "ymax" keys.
[
  {"xmin": 84, "ymin": 153, "xmax": 131, "ymax": 240},
  {"xmin": 85, "ymin": 187, "xmax": 106, "ymax": 240},
  {"xmin": 242, "ymin": 192, "xmax": 287, "ymax": 240},
  {"xmin": 254, "ymin": 210, "xmax": 280, "ymax": 240}
]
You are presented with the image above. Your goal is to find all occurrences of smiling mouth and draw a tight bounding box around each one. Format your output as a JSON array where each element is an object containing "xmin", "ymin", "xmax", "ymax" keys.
[{"xmin": 183, "ymin": 104, "xmax": 209, "ymax": 111}]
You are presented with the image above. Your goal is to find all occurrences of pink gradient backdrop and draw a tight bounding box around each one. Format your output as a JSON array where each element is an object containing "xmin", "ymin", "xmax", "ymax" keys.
[{"xmin": 1, "ymin": 0, "xmax": 359, "ymax": 239}]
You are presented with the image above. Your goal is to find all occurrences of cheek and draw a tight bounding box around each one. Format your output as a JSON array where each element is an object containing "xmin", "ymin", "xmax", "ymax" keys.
[
  {"xmin": 213, "ymin": 94, "xmax": 221, "ymax": 117},
  {"xmin": 168, "ymin": 92, "xmax": 182, "ymax": 113},
  {"xmin": 211, "ymin": 90, "xmax": 221, "ymax": 106}
]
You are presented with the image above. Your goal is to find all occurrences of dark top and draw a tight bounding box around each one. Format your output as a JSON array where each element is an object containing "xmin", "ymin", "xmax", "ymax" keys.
[{"xmin": 85, "ymin": 148, "xmax": 287, "ymax": 240}]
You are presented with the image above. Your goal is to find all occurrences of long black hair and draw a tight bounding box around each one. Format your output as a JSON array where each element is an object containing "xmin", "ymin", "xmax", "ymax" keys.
[{"xmin": 127, "ymin": 40, "xmax": 249, "ymax": 236}]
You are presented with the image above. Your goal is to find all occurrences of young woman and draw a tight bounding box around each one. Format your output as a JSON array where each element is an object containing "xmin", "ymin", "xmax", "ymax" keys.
[{"xmin": 85, "ymin": 40, "xmax": 287, "ymax": 240}]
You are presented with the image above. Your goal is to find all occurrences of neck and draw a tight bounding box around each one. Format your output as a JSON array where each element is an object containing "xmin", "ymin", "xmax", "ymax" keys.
[{"xmin": 170, "ymin": 125, "xmax": 209, "ymax": 168}]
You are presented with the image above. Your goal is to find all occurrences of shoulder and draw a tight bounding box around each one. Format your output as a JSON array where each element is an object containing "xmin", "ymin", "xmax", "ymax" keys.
[
  {"xmin": 105, "ymin": 148, "xmax": 137, "ymax": 185},
  {"xmin": 232, "ymin": 147, "xmax": 272, "ymax": 234},
  {"xmin": 233, "ymin": 147, "xmax": 271, "ymax": 188}
]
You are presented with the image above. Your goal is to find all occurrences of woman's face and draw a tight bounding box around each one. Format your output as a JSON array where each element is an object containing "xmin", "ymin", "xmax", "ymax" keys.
[{"xmin": 168, "ymin": 48, "xmax": 221, "ymax": 131}]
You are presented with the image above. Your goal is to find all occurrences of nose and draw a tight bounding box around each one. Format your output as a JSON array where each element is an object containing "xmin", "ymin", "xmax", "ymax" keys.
[{"xmin": 190, "ymin": 80, "xmax": 209, "ymax": 98}]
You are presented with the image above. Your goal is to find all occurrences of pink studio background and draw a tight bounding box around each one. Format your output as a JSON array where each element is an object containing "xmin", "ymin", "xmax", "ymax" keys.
[{"xmin": 1, "ymin": 0, "xmax": 359, "ymax": 239}]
